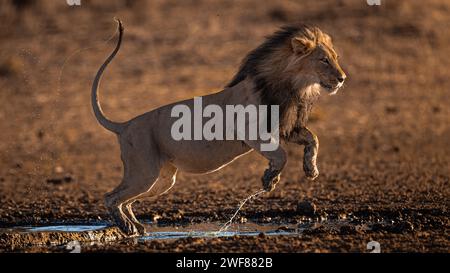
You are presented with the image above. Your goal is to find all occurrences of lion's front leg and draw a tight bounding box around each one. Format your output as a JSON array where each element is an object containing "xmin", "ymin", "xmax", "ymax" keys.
[
  {"xmin": 244, "ymin": 140, "xmax": 287, "ymax": 192},
  {"xmin": 287, "ymin": 126, "xmax": 319, "ymax": 180},
  {"xmin": 303, "ymin": 135, "xmax": 319, "ymax": 180},
  {"xmin": 261, "ymin": 160, "xmax": 282, "ymax": 192}
]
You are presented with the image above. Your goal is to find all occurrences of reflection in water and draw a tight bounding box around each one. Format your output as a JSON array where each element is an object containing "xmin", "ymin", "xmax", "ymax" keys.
[
  {"xmin": 13, "ymin": 221, "xmax": 299, "ymax": 240},
  {"xmin": 26, "ymin": 225, "xmax": 107, "ymax": 232}
]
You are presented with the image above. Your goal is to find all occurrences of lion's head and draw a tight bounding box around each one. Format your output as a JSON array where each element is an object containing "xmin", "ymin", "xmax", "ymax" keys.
[
  {"xmin": 228, "ymin": 24, "xmax": 346, "ymax": 98},
  {"xmin": 227, "ymin": 24, "xmax": 346, "ymax": 136},
  {"xmin": 289, "ymin": 26, "xmax": 346, "ymax": 95}
]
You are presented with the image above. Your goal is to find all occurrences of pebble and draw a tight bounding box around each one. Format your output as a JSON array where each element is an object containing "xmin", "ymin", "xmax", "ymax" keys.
[
  {"xmin": 54, "ymin": 166, "xmax": 64, "ymax": 174},
  {"xmin": 46, "ymin": 174, "xmax": 74, "ymax": 185},
  {"xmin": 296, "ymin": 201, "xmax": 317, "ymax": 216}
]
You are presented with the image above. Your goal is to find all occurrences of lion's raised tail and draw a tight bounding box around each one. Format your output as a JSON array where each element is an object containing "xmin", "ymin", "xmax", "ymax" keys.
[{"xmin": 91, "ymin": 19, "xmax": 125, "ymax": 134}]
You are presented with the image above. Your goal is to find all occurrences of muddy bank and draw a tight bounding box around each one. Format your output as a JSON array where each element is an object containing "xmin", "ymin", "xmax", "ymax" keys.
[{"xmin": 0, "ymin": 226, "xmax": 124, "ymax": 252}]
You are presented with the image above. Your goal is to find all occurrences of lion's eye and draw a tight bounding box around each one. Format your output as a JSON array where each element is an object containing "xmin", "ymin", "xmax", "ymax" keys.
[{"xmin": 321, "ymin": 58, "xmax": 330, "ymax": 65}]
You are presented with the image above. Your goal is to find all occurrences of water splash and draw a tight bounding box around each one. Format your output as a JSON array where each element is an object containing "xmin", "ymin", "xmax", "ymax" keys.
[{"xmin": 217, "ymin": 189, "xmax": 266, "ymax": 233}]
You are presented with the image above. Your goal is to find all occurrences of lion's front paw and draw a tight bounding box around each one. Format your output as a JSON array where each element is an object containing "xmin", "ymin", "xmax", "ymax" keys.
[
  {"xmin": 303, "ymin": 162, "xmax": 319, "ymax": 180},
  {"xmin": 262, "ymin": 169, "xmax": 281, "ymax": 192}
]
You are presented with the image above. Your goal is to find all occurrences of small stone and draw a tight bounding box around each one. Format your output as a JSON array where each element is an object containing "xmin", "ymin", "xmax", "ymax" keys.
[
  {"xmin": 46, "ymin": 173, "xmax": 74, "ymax": 185},
  {"xmin": 385, "ymin": 105, "xmax": 398, "ymax": 114},
  {"xmin": 176, "ymin": 209, "xmax": 184, "ymax": 215},
  {"xmin": 54, "ymin": 166, "xmax": 64, "ymax": 174},
  {"xmin": 63, "ymin": 175, "xmax": 73, "ymax": 183},
  {"xmin": 37, "ymin": 129, "xmax": 44, "ymax": 139},
  {"xmin": 394, "ymin": 221, "xmax": 414, "ymax": 233},
  {"xmin": 297, "ymin": 201, "xmax": 317, "ymax": 216},
  {"xmin": 276, "ymin": 226, "xmax": 295, "ymax": 232},
  {"xmin": 277, "ymin": 226, "xmax": 289, "ymax": 231},
  {"xmin": 46, "ymin": 178, "xmax": 63, "ymax": 185},
  {"xmin": 152, "ymin": 214, "xmax": 162, "ymax": 222}
]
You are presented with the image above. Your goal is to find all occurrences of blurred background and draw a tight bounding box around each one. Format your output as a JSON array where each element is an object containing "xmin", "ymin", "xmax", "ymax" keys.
[{"xmin": 0, "ymin": 0, "xmax": 448, "ymax": 252}]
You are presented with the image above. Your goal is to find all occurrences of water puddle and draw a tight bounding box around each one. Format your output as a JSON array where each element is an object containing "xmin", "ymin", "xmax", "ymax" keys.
[
  {"xmin": 137, "ymin": 189, "xmax": 275, "ymax": 240},
  {"xmin": 0, "ymin": 218, "xmax": 374, "ymax": 251},
  {"xmin": 3, "ymin": 221, "xmax": 299, "ymax": 240},
  {"xmin": 25, "ymin": 225, "xmax": 108, "ymax": 233},
  {"xmin": 139, "ymin": 222, "xmax": 296, "ymax": 241}
]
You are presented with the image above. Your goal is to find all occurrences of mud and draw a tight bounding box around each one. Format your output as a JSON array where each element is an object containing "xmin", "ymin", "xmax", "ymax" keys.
[
  {"xmin": 0, "ymin": 0, "xmax": 449, "ymax": 252},
  {"xmin": 0, "ymin": 225, "xmax": 124, "ymax": 252}
]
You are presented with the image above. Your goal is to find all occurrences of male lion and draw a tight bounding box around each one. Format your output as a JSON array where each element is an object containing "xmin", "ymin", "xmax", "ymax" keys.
[{"xmin": 92, "ymin": 20, "xmax": 346, "ymax": 235}]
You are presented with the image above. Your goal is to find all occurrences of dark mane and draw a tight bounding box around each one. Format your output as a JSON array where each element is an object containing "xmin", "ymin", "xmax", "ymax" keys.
[
  {"xmin": 226, "ymin": 24, "xmax": 316, "ymax": 137},
  {"xmin": 226, "ymin": 25, "xmax": 304, "ymax": 88}
]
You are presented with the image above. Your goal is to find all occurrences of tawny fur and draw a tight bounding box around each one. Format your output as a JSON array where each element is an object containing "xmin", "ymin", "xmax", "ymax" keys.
[{"xmin": 92, "ymin": 20, "xmax": 346, "ymax": 235}]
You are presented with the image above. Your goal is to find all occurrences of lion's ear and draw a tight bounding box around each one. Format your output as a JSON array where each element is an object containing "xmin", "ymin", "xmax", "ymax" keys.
[
  {"xmin": 291, "ymin": 37, "xmax": 315, "ymax": 55},
  {"xmin": 322, "ymin": 33, "xmax": 333, "ymax": 45}
]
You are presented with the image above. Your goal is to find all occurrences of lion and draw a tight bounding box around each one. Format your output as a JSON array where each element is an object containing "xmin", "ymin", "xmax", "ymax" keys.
[{"xmin": 92, "ymin": 20, "xmax": 346, "ymax": 235}]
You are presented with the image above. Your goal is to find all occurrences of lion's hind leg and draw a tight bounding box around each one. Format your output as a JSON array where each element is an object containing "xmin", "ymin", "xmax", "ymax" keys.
[
  {"xmin": 105, "ymin": 139, "xmax": 162, "ymax": 236},
  {"xmin": 122, "ymin": 163, "xmax": 178, "ymax": 235}
]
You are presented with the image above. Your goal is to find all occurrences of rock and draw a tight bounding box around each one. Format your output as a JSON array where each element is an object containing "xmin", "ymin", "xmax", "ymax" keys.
[
  {"xmin": 63, "ymin": 175, "xmax": 73, "ymax": 183},
  {"xmin": 296, "ymin": 201, "xmax": 317, "ymax": 216},
  {"xmin": 54, "ymin": 166, "xmax": 64, "ymax": 174},
  {"xmin": 276, "ymin": 226, "xmax": 295, "ymax": 232},
  {"xmin": 393, "ymin": 221, "xmax": 414, "ymax": 233},
  {"xmin": 37, "ymin": 130, "xmax": 45, "ymax": 139},
  {"xmin": 46, "ymin": 174, "xmax": 74, "ymax": 185},
  {"xmin": 385, "ymin": 105, "xmax": 398, "ymax": 114},
  {"xmin": 152, "ymin": 214, "xmax": 162, "ymax": 222}
]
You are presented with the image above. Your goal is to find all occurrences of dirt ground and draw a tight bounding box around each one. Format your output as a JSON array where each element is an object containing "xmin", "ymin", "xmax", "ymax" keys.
[{"xmin": 0, "ymin": 0, "xmax": 448, "ymax": 253}]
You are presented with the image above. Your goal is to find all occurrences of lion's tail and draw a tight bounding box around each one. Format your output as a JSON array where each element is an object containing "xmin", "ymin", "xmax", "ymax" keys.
[{"xmin": 91, "ymin": 19, "xmax": 125, "ymax": 134}]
